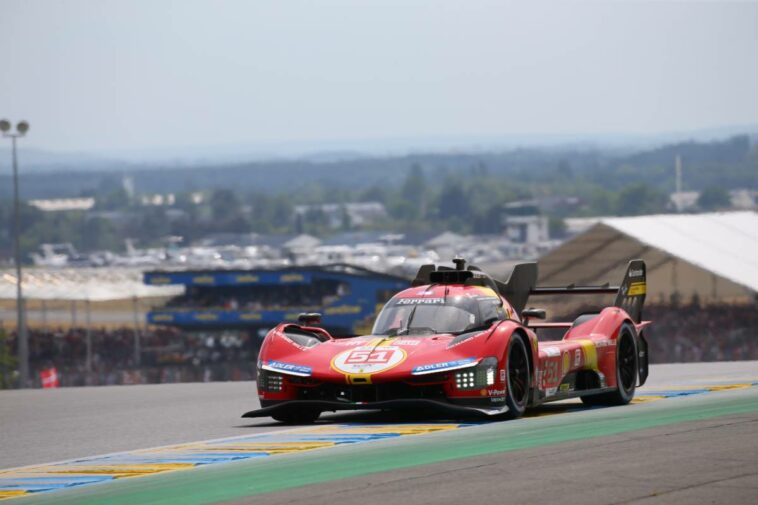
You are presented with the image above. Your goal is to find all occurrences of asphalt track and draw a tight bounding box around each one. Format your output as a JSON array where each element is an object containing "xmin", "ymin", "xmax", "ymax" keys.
[{"xmin": 1, "ymin": 361, "xmax": 757, "ymax": 504}]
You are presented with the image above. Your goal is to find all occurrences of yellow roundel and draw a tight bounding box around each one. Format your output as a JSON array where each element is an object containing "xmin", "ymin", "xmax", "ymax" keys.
[{"xmin": 577, "ymin": 339, "xmax": 598, "ymax": 370}]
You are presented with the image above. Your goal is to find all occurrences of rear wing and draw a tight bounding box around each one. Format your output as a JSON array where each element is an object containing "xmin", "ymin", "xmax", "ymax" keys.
[
  {"xmin": 411, "ymin": 258, "xmax": 647, "ymax": 323},
  {"xmin": 499, "ymin": 259, "xmax": 647, "ymax": 323}
]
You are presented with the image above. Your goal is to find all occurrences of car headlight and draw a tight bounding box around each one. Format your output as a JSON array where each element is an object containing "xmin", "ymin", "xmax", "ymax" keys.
[
  {"xmin": 455, "ymin": 357, "xmax": 498, "ymax": 390},
  {"xmin": 258, "ymin": 369, "xmax": 283, "ymax": 392}
]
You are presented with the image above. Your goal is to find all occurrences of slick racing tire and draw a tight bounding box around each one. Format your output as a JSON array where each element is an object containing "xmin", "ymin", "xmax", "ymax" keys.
[
  {"xmin": 272, "ymin": 408, "xmax": 321, "ymax": 424},
  {"xmin": 582, "ymin": 323, "xmax": 638, "ymax": 406},
  {"xmin": 503, "ymin": 335, "xmax": 530, "ymax": 419}
]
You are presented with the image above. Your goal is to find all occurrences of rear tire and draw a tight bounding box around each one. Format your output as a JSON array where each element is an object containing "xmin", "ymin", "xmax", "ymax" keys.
[
  {"xmin": 504, "ymin": 335, "xmax": 530, "ymax": 419},
  {"xmin": 272, "ymin": 408, "xmax": 321, "ymax": 424},
  {"xmin": 581, "ymin": 323, "xmax": 638, "ymax": 406}
]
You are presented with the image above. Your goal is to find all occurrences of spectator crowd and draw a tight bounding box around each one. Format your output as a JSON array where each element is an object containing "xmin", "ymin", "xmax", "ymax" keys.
[
  {"xmin": 1, "ymin": 326, "xmax": 257, "ymax": 388},
  {"xmin": 644, "ymin": 303, "xmax": 758, "ymax": 363}
]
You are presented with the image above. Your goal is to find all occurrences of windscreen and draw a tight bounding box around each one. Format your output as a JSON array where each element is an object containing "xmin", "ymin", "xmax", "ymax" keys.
[{"xmin": 372, "ymin": 295, "xmax": 505, "ymax": 336}]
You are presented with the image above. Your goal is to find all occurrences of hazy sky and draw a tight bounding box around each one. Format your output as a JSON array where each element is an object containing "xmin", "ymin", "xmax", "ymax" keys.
[{"xmin": 1, "ymin": 0, "xmax": 758, "ymax": 153}]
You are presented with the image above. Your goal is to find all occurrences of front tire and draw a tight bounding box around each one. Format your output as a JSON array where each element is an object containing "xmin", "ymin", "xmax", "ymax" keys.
[
  {"xmin": 582, "ymin": 323, "xmax": 638, "ymax": 406},
  {"xmin": 504, "ymin": 335, "xmax": 530, "ymax": 419}
]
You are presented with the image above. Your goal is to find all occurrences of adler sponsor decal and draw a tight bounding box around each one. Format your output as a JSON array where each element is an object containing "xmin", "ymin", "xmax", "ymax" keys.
[
  {"xmin": 264, "ymin": 360, "xmax": 312, "ymax": 377},
  {"xmin": 411, "ymin": 357, "xmax": 477, "ymax": 375}
]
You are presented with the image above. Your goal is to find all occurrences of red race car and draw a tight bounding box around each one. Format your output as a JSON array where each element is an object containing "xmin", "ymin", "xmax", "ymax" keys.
[{"xmin": 243, "ymin": 258, "xmax": 650, "ymax": 423}]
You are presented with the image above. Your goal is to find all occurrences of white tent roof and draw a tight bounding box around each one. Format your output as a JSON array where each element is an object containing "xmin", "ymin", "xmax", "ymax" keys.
[
  {"xmin": 600, "ymin": 211, "xmax": 758, "ymax": 293},
  {"xmin": 0, "ymin": 268, "xmax": 183, "ymax": 301}
]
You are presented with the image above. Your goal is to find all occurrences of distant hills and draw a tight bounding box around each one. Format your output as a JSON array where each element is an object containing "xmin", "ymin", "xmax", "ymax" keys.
[
  {"xmin": 0, "ymin": 126, "xmax": 755, "ymax": 201},
  {"xmin": 2, "ymin": 123, "xmax": 756, "ymax": 173}
]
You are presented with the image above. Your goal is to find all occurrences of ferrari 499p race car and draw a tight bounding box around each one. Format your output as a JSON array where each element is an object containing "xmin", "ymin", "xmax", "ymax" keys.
[{"xmin": 243, "ymin": 258, "xmax": 650, "ymax": 423}]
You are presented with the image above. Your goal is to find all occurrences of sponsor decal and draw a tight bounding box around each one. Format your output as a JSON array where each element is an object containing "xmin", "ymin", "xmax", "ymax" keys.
[
  {"xmin": 235, "ymin": 274, "xmax": 259, "ymax": 283},
  {"xmin": 393, "ymin": 339, "xmax": 420, "ymax": 346},
  {"xmin": 500, "ymin": 369, "xmax": 506, "ymax": 382},
  {"xmin": 194, "ymin": 313, "xmax": 219, "ymax": 321},
  {"xmin": 487, "ymin": 388, "xmax": 506, "ymax": 396},
  {"xmin": 559, "ymin": 383, "xmax": 571, "ymax": 392},
  {"xmin": 545, "ymin": 387, "xmax": 557, "ymax": 397},
  {"xmin": 334, "ymin": 339, "xmax": 371, "ymax": 346},
  {"xmin": 628, "ymin": 268, "xmax": 644, "ymax": 278},
  {"xmin": 628, "ymin": 281, "xmax": 646, "ymax": 296},
  {"xmin": 280, "ymin": 274, "xmax": 305, "ymax": 283},
  {"xmin": 395, "ymin": 297, "xmax": 445, "ymax": 305},
  {"xmin": 332, "ymin": 346, "xmax": 407, "ymax": 375},
  {"xmin": 149, "ymin": 276, "xmax": 172, "ymax": 285},
  {"xmin": 411, "ymin": 357, "xmax": 477, "ymax": 375},
  {"xmin": 447, "ymin": 332, "xmax": 484, "ymax": 348},
  {"xmin": 324, "ymin": 305, "xmax": 362, "ymax": 315},
  {"xmin": 193, "ymin": 275, "xmax": 215, "ymax": 284},
  {"xmin": 264, "ymin": 360, "xmax": 312, "ymax": 377},
  {"xmin": 562, "ymin": 352, "xmax": 570, "ymax": 374},
  {"xmin": 543, "ymin": 346, "xmax": 561, "ymax": 357},
  {"xmin": 574, "ymin": 349, "xmax": 582, "ymax": 368},
  {"xmin": 491, "ymin": 397, "xmax": 506, "ymax": 403}
]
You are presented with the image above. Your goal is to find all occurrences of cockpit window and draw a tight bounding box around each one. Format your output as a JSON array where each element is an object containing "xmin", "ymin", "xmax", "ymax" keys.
[{"xmin": 372, "ymin": 295, "xmax": 505, "ymax": 336}]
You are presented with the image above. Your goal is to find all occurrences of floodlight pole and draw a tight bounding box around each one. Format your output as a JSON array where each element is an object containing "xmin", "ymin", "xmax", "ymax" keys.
[
  {"xmin": 11, "ymin": 136, "xmax": 28, "ymax": 388},
  {"xmin": 2, "ymin": 121, "xmax": 30, "ymax": 388}
]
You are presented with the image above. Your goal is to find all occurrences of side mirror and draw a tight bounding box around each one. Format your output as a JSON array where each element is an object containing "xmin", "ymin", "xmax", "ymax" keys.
[
  {"xmin": 522, "ymin": 308, "xmax": 546, "ymax": 320},
  {"xmin": 298, "ymin": 312, "xmax": 322, "ymax": 326}
]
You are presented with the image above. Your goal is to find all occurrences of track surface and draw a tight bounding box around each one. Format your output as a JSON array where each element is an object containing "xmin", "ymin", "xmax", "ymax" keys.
[{"xmin": 1, "ymin": 361, "xmax": 757, "ymax": 504}]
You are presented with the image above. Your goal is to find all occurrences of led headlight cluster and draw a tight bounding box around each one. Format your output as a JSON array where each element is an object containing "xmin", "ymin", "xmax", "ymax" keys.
[
  {"xmin": 266, "ymin": 373, "xmax": 283, "ymax": 392},
  {"xmin": 454, "ymin": 357, "xmax": 498, "ymax": 390},
  {"xmin": 258, "ymin": 369, "xmax": 284, "ymax": 392},
  {"xmin": 455, "ymin": 370, "xmax": 476, "ymax": 389}
]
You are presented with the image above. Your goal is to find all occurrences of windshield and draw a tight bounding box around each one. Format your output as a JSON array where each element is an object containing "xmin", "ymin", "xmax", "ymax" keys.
[{"xmin": 372, "ymin": 295, "xmax": 505, "ymax": 336}]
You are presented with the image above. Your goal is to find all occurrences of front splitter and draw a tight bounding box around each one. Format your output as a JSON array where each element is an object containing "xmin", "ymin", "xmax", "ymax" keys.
[{"xmin": 242, "ymin": 399, "xmax": 510, "ymax": 419}]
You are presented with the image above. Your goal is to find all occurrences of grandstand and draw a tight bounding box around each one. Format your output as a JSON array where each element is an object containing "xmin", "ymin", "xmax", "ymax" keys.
[{"xmin": 144, "ymin": 264, "xmax": 409, "ymax": 338}]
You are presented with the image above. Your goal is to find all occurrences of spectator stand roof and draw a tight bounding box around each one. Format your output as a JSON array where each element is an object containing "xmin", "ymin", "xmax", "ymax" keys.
[
  {"xmin": 538, "ymin": 211, "xmax": 758, "ymax": 304},
  {"xmin": 0, "ymin": 268, "xmax": 183, "ymax": 301}
]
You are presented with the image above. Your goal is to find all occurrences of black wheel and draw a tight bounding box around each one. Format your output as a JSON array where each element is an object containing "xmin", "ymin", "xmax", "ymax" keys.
[
  {"xmin": 582, "ymin": 323, "xmax": 638, "ymax": 406},
  {"xmin": 272, "ymin": 408, "xmax": 321, "ymax": 424},
  {"xmin": 504, "ymin": 335, "xmax": 530, "ymax": 419}
]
